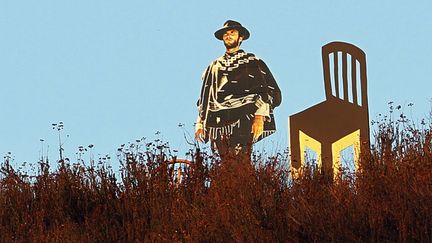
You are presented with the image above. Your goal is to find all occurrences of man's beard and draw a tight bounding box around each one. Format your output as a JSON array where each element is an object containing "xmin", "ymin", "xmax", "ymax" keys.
[{"xmin": 224, "ymin": 37, "xmax": 240, "ymax": 49}]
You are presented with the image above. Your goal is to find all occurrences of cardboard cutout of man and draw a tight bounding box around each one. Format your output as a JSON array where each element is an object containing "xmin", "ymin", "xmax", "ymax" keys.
[{"xmin": 195, "ymin": 20, "xmax": 282, "ymax": 156}]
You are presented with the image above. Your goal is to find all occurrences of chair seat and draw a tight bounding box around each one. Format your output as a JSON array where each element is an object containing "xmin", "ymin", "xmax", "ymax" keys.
[{"xmin": 290, "ymin": 98, "xmax": 367, "ymax": 144}]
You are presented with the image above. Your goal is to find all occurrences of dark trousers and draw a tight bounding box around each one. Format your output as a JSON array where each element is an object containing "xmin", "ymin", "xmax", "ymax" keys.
[{"xmin": 211, "ymin": 120, "xmax": 254, "ymax": 160}]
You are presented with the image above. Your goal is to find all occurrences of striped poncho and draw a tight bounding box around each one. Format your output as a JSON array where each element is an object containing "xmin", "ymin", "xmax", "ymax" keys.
[{"xmin": 197, "ymin": 50, "xmax": 281, "ymax": 143}]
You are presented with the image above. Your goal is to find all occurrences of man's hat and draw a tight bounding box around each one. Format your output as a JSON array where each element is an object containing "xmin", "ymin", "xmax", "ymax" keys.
[{"xmin": 214, "ymin": 20, "xmax": 250, "ymax": 40}]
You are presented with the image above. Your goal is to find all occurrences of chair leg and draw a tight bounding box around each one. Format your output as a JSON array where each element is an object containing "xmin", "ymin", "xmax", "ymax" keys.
[
  {"xmin": 321, "ymin": 143, "xmax": 333, "ymax": 179},
  {"xmin": 289, "ymin": 119, "xmax": 301, "ymax": 172},
  {"xmin": 357, "ymin": 122, "xmax": 371, "ymax": 171}
]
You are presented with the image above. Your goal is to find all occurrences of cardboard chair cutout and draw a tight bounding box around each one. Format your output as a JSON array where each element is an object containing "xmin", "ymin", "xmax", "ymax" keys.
[{"xmin": 289, "ymin": 41, "xmax": 370, "ymax": 178}]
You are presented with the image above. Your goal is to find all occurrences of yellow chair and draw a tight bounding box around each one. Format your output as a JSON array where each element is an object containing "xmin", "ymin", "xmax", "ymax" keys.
[{"xmin": 289, "ymin": 41, "xmax": 370, "ymax": 178}]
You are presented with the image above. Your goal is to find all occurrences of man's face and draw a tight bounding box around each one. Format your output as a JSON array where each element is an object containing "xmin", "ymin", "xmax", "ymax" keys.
[{"xmin": 223, "ymin": 29, "xmax": 243, "ymax": 49}]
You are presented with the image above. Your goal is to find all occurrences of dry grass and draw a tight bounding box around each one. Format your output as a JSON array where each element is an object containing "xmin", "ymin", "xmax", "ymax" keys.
[{"xmin": 1, "ymin": 111, "xmax": 431, "ymax": 242}]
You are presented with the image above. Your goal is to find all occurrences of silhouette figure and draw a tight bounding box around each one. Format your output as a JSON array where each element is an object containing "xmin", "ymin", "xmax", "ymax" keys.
[
  {"xmin": 195, "ymin": 20, "xmax": 282, "ymax": 157},
  {"xmin": 289, "ymin": 41, "xmax": 370, "ymax": 178}
]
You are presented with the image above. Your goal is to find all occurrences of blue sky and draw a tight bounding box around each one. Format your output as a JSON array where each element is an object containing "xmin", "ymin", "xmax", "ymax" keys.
[{"xmin": 1, "ymin": 0, "xmax": 431, "ymax": 167}]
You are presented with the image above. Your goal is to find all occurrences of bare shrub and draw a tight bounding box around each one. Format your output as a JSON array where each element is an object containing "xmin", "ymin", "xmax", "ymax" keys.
[{"xmin": 1, "ymin": 110, "xmax": 431, "ymax": 242}]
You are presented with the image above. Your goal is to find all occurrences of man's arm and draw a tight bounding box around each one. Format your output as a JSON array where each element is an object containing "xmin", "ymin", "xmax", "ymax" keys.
[
  {"xmin": 255, "ymin": 96, "xmax": 270, "ymax": 119},
  {"xmin": 251, "ymin": 115, "xmax": 264, "ymax": 141},
  {"xmin": 195, "ymin": 64, "xmax": 213, "ymax": 143},
  {"xmin": 252, "ymin": 95, "xmax": 268, "ymax": 141},
  {"xmin": 195, "ymin": 116, "xmax": 204, "ymax": 143}
]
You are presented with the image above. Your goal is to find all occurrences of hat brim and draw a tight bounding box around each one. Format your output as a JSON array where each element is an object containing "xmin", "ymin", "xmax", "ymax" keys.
[{"xmin": 214, "ymin": 26, "xmax": 250, "ymax": 40}]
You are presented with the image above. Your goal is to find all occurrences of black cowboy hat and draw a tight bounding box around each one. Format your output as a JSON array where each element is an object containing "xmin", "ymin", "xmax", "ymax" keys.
[{"xmin": 214, "ymin": 20, "xmax": 250, "ymax": 40}]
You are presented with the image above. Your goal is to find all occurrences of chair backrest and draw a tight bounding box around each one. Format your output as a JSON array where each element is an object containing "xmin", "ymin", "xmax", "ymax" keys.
[{"xmin": 322, "ymin": 42, "xmax": 368, "ymax": 108}]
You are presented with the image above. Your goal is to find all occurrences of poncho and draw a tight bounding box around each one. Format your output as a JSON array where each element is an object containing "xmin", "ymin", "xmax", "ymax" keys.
[{"xmin": 197, "ymin": 50, "xmax": 281, "ymax": 143}]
